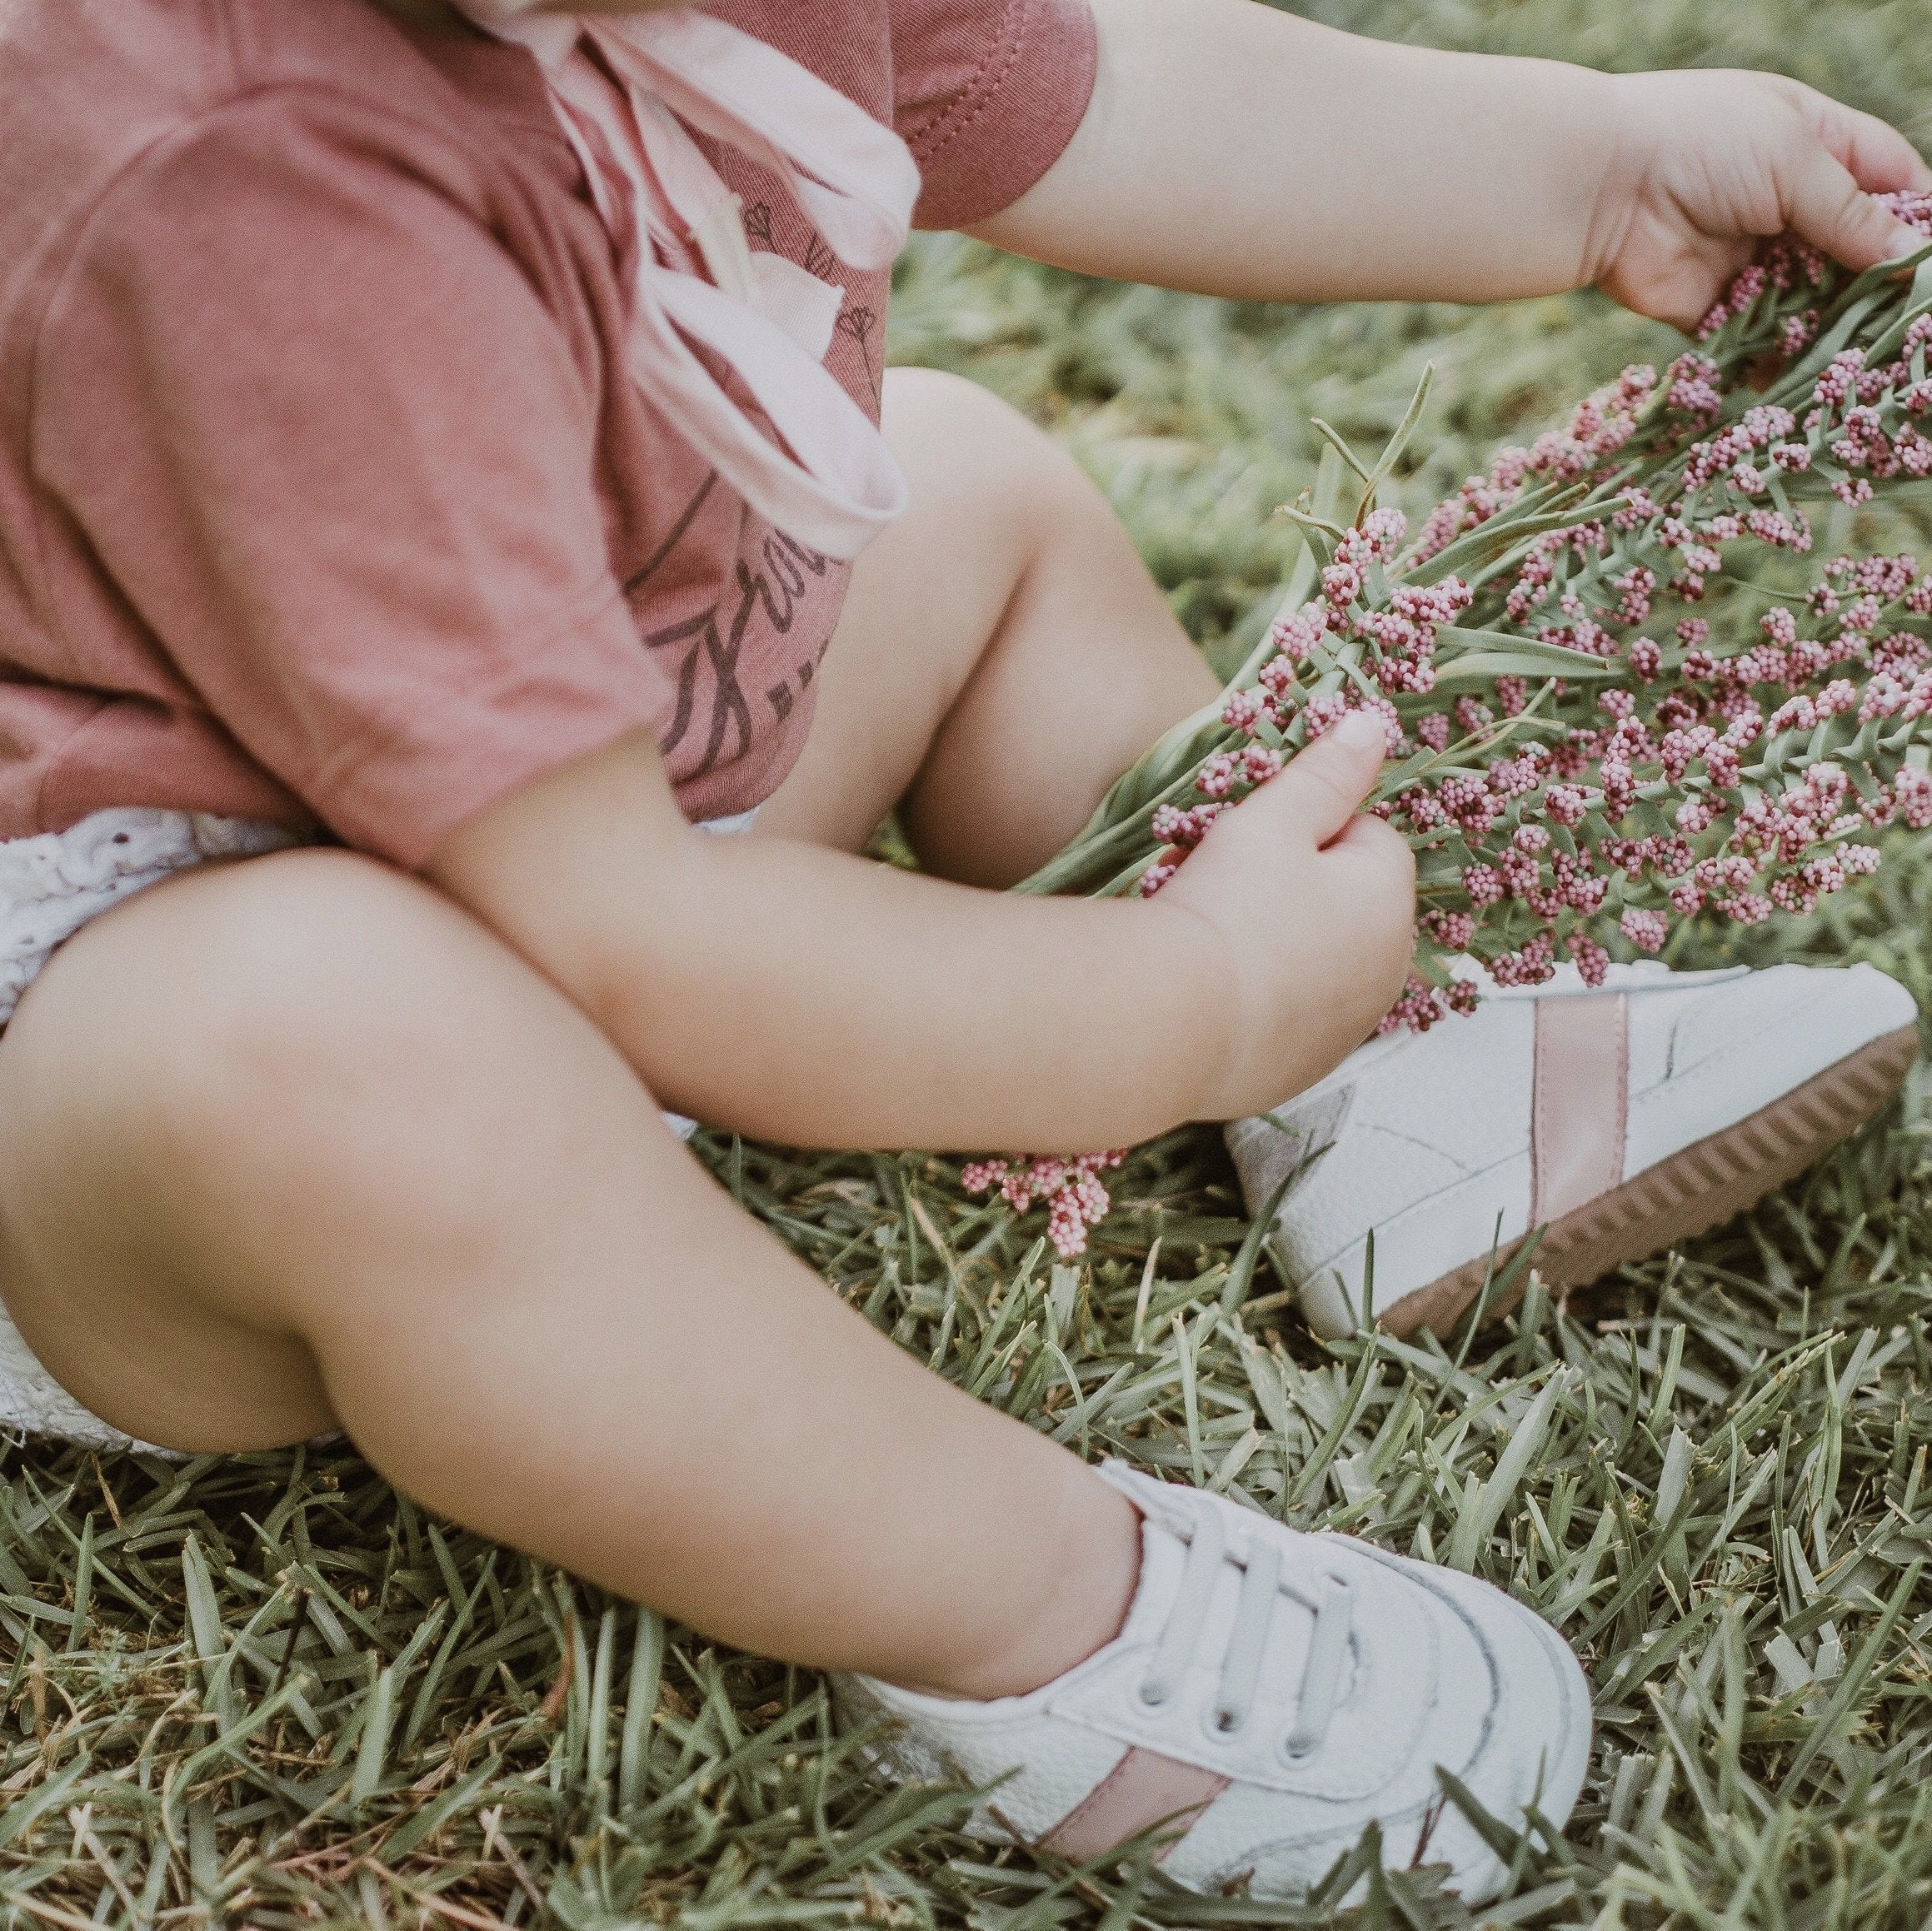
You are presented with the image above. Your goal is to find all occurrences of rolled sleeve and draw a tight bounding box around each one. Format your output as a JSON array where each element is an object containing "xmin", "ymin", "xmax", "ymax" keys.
[
  {"xmin": 32, "ymin": 90, "xmax": 669, "ymax": 868},
  {"xmin": 896, "ymin": 0, "xmax": 1098, "ymax": 232}
]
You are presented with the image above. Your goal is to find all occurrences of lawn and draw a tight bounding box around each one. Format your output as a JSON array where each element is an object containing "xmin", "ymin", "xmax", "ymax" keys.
[{"xmin": 8, "ymin": 1, "xmax": 1932, "ymax": 1925}]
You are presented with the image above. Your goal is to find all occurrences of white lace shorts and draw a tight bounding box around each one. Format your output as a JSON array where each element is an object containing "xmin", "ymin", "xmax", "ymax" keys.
[{"xmin": 0, "ymin": 803, "xmax": 754, "ymax": 1451}]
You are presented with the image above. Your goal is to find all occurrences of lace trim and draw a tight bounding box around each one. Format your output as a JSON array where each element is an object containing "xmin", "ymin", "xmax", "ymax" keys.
[{"xmin": 0, "ymin": 809, "xmax": 298, "ymax": 1027}]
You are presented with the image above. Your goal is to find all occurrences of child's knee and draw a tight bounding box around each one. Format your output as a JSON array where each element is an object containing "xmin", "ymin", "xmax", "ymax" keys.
[{"xmin": 883, "ymin": 366, "xmax": 1096, "ymax": 536}]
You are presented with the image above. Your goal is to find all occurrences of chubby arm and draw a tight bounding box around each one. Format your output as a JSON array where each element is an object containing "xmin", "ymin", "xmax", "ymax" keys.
[
  {"xmin": 976, "ymin": 0, "xmax": 1932, "ymax": 327},
  {"xmin": 424, "ymin": 717, "xmax": 1413, "ymax": 1151}
]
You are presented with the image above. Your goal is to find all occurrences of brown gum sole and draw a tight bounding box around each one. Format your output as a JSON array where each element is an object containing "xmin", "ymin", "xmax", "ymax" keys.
[{"xmin": 1378, "ymin": 1023, "xmax": 1923, "ymax": 1342}]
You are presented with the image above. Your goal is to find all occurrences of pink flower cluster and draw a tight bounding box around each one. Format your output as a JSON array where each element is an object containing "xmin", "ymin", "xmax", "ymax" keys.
[
  {"xmin": 1405, "ymin": 185, "xmax": 1932, "ymax": 586},
  {"xmin": 1375, "ymin": 529, "xmax": 1931, "ymax": 997},
  {"xmin": 961, "ymin": 1150, "xmax": 1126, "ymax": 1260},
  {"xmin": 1800, "ymin": 322, "xmax": 1932, "ymax": 506},
  {"xmin": 1696, "ymin": 237, "xmax": 1828, "ymax": 342},
  {"xmin": 1137, "ymin": 511, "xmax": 1473, "ymax": 900},
  {"xmin": 974, "ymin": 201, "xmax": 1932, "ymax": 1256},
  {"xmin": 1413, "ymin": 363, "xmax": 1658, "ymax": 565},
  {"xmin": 1126, "ymin": 202, "xmax": 1932, "ymax": 1030}
]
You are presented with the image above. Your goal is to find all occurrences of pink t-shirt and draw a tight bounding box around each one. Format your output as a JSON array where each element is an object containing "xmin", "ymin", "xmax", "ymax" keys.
[{"xmin": 0, "ymin": 0, "xmax": 1096, "ymax": 866}]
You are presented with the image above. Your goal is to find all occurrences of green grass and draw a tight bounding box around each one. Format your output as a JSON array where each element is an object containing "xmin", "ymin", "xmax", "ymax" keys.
[{"xmin": 11, "ymin": 2, "xmax": 1932, "ymax": 1924}]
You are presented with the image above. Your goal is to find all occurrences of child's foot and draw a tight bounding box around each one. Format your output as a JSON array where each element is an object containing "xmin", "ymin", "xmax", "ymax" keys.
[
  {"xmin": 836, "ymin": 1461, "xmax": 1589, "ymax": 1905},
  {"xmin": 1226, "ymin": 961, "xmax": 1920, "ymax": 1340}
]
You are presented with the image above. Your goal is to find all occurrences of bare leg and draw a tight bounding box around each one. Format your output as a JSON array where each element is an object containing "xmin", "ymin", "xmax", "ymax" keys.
[
  {"xmin": 0, "ymin": 851, "xmax": 1136, "ymax": 1698},
  {"xmin": 0, "ymin": 368, "xmax": 1195, "ymax": 1695},
  {"xmin": 759, "ymin": 367, "xmax": 1221, "ymax": 883}
]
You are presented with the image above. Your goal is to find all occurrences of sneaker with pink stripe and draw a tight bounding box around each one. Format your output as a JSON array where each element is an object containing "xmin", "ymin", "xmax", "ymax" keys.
[
  {"xmin": 835, "ymin": 1462, "xmax": 1590, "ymax": 1905},
  {"xmin": 1229, "ymin": 961, "xmax": 1920, "ymax": 1340}
]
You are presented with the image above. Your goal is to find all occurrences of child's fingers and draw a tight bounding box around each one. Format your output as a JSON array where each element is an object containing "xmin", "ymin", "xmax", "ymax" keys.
[
  {"xmin": 1247, "ymin": 711, "xmax": 1389, "ymax": 850},
  {"xmin": 1315, "ymin": 816, "xmax": 1418, "ymax": 995},
  {"xmin": 1789, "ymin": 84, "xmax": 1932, "ymax": 198},
  {"xmin": 1780, "ymin": 133, "xmax": 1926, "ymax": 270},
  {"xmin": 1323, "ymin": 814, "xmax": 1419, "ymax": 926}
]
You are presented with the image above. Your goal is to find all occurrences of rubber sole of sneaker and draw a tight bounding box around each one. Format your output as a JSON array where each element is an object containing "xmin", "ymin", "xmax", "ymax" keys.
[{"xmin": 1377, "ymin": 1022, "xmax": 1921, "ymax": 1342}]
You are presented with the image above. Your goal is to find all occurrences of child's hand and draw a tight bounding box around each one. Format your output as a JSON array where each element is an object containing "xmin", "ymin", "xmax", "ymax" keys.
[
  {"xmin": 987, "ymin": 2, "xmax": 1932, "ymax": 326},
  {"xmin": 1159, "ymin": 711, "xmax": 1415, "ymax": 1120},
  {"xmin": 1590, "ymin": 71, "xmax": 1932, "ymax": 332}
]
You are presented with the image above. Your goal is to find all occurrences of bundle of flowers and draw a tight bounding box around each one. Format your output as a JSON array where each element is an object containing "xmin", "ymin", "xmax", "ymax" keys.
[{"xmin": 970, "ymin": 193, "xmax": 1932, "ymax": 1255}]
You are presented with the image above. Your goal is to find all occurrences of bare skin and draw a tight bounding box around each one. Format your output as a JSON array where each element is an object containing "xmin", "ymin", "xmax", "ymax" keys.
[
  {"xmin": 357, "ymin": 12, "xmax": 1932, "ymax": 1170},
  {"xmin": 0, "ymin": 856, "xmax": 1140, "ymax": 1699},
  {"xmin": 0, "ymin": 371, "xmax": 1382, "ymax": 1698},
  {"xmin": 7, "ymin": 0, "xmax": 1931, "ymax": 1704},
  {"xmin": 460, "ymin": 0, "xmax": 1932, "ymax": 327},
  {"xmin": 980, "ymin": 0, "xmax": 1932, "ymax": 328}
]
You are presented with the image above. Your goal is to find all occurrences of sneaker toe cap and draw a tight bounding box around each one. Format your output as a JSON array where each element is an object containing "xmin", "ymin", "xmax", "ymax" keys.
[
  {"xmin": 1342, "ymin": 1551, "xmax": 1593, "ymax": 1894},
  {"xmin": 1650, "ymin": 962, "xmax": 1916, "ymax": 1092},
  {"xmin": 1443, "ymin": 1570, "xmax": 1590, "ymax": 1809},
  {"xmin": 1625, "ymin": 963, "xmax": 1919, "ymax": 1175}
]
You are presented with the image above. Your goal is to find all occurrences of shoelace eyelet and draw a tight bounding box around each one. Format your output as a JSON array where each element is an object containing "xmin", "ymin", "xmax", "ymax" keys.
[
  {"xmin": 1206, "ymin": 1708, "xmax": 1246, "ymax": 1741},
  {"xmin": 1137, "ymin": 1683, "xmax": 1168, "ymax": 1710},
  {"xmin": 1280, "ymin": 1739, "xmax": 1315, "ymax": 1766}
]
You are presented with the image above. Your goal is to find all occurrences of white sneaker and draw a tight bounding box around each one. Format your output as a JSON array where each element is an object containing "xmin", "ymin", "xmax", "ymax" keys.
[
  {"xmin": 1227, "ymin": 961, "xmax": 1920, "ymax": 1341},
  {"xmin": 836, "ymin": 1462, "xmax": 1590, "ymax": 1906}
]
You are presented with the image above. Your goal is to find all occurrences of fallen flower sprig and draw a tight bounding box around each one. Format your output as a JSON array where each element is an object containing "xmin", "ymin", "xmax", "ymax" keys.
[{"xmin": 959, "ymin": 1151, "xmax": 1125, "ymax": 1260}]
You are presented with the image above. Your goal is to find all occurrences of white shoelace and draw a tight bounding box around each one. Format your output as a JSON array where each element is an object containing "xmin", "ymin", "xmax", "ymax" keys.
[{"xmin": 1136, "ymin": 1512, "xmax": 1354, "ymax": 1760}]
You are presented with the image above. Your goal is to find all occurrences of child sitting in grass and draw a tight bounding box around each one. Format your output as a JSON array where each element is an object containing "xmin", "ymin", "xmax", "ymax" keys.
[{"xmin": 0, "ymin": 0, "xmax": 1924, "ymax": 1899}]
